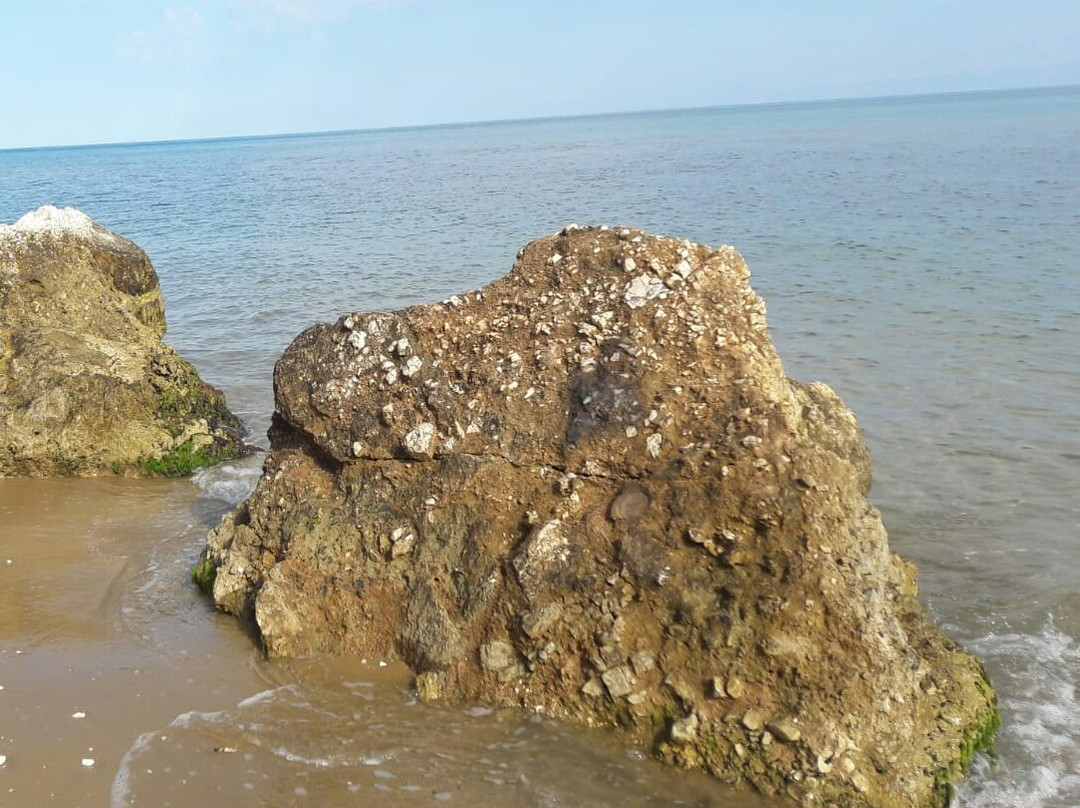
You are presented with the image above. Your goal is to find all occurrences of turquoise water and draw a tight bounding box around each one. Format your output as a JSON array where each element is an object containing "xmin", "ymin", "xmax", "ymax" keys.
[{"xmin": 2, "ymin": 85, "xmax": 1079, "ymax": 807}]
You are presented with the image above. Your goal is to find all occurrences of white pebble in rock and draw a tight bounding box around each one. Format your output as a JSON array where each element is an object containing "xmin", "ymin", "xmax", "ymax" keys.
[
  {"xmin": 81, "ymin": 758, "xmax": 95, "ymax": 767},
  {"xmin": 0, "ymin": 754, "xmax": 7, "ymax": 766},
  {"xmin": 401, "ymin": 355, "xmax": 423, "ymax": 378},
  {"xmin": 402, "ymin": 423, "xmax": 436, "ymax": 461},
  {"xmin": 670, "ymin": 714, "xmax": 700, "ymax": 744}
]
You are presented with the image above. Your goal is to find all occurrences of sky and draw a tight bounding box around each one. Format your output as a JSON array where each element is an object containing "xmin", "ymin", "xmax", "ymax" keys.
[{"xmin": 1, "ymin": 0, "xmax": 1078, "ymax": 149}]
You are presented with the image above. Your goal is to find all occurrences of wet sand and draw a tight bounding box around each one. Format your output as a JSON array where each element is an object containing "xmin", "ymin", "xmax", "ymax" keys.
[
  {"xmin": 0, "ymin": 476, "xmax": 773, "ymax": 808},
  {"xmin": 0, "ymin": 478, "xmax": 266, "ymax": 807}
]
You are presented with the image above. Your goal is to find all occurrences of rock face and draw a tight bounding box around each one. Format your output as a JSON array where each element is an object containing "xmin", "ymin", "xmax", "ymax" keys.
[
  {"xmin": 0, "ymin": 206, "xmax": 244, "ymax": 477},
  {"xmin": 204, "ymin": 226, "xmax": 997, "ymax": 807}
]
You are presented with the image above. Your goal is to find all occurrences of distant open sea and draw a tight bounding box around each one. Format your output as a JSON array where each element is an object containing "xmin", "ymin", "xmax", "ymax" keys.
[{"xmin": 2, "ymin": 86, "xmax": 1079, "ymax": 807}]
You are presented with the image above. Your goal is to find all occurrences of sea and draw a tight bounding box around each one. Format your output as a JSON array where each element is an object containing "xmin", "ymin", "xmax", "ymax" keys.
[{"xmin": 0, "ymin": 85, "xmax": 1077, "ymax": 808}]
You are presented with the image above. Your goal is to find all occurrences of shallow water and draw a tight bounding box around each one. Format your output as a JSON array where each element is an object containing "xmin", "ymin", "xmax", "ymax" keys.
[
  {"xmin": 1, "ymin": 86, "xmax": 1079, "ymax": 806},
  {"xmin": 0, "ymin": 478, "xmax": 769, "ymax": 808}
]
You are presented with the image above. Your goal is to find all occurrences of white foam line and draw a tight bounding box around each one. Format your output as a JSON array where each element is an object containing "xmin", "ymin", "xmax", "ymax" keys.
[
  {"xmin": 238, "ymin": 685, "xmax": 294, "ymax": 709},
  {"xmin": 110, "ymin": 726, "xmax": 162, "ymax": 808},
  {"xmin": 109, "ymin": 708, "xmax": 232, "ymax": 808}
]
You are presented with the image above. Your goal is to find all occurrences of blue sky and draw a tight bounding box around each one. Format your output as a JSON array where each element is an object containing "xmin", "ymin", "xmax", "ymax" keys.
[{"xmin": 2, "ymin": 0, "xmax": 1078, "ymax": 149}]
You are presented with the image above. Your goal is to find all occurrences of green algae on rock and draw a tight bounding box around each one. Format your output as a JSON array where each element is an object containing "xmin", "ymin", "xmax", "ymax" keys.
[
  {"xmin": 202, "ymin": 226, "xmax": 996, "ymax": 807},
  {"xmin": 0, "ymin": 206, "xmax": 245, "ymax": 477}
]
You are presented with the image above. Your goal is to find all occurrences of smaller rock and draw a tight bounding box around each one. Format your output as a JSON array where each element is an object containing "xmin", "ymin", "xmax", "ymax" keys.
[
  {"xmin": 646, "ymin": 433, "xmax": 662, "ymax": 459},
  {"xmin": 513, "ymin": 520, "xmax": 570, "ymax": 595},
  {"xmin": 610, "ymin": 484, "xmax": 649, "ymax": 522},
  {"xmin": 401, "ymin": 355, "xmax": 423, "ymax": 378},
  {"xmin": 725, "ymin": 675, "xmax": 746, "ymax": 699},
  {"xmin": 601, "ymin": 665, "xmax": 636, "ymax": 698},
  {"xmin": 581, "ymin": 677, "xmax": 605, "ymax": 697},
  {"xmin": 390, "ymin": 528, "xmax": 416, "ymax": 559},
  {"xmin": 480, "ymin": 641, "xmax": 515, "ymax": 671},
  {"xmin": 630, "ymin": 651, "xmax": 655, "ymax": 675},
  {"xmin": 522, "ymin": 604, "xmax": 563, "ymax": 638},
  {"xmin": 766, "ymin": 715, "xmax": 801, "ymax": 743},
  {"xmin": 402, "ymin": 423, "xmax": 436, "ymax": 460},
  {"xmin": 498, "ymin": 663, "xmax": 525, "ymax": 683},
  {"xmin": 670, "ymin": 713, "xmax": 699, "ymax": 744},
  {"xmin": 624, "ymin": 275, "xmax": 665, "ymax": 309},
  {"xmin": 415, "ymin": 671, "xmax": 442, "ymax": 701},
  {"xmin": 742, "ymin": 708, "xmax": 768, "ymax": 732}
]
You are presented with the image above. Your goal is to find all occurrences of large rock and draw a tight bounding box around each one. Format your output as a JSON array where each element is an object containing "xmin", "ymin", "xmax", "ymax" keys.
[
  {"xmin": 0, "ymin": 206, "xmax": 244, "ymax": 477},
  {"xmin": 204, "ymin": 226, "xmax": 997, "ymax": 807}
]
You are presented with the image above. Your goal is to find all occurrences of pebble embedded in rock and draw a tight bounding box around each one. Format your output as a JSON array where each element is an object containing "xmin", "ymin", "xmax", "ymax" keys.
[
  {"xmin": 401, "ymin": 355, "xmax": 423, "ymax": 378},
  {"xmin": 401, "ymin": 423, "xmax": 436, "ymax": 460},
  {"xmin": 742, "ymin": 708, "xmax": 768, "ymax": 733},
  {"xmin": 766, "ymin": 715, "xmax": 801, "ymax": 743},
  {"xmin": 581, "ymin": 677, "xmax": 604, "ymax": 698},
  {"xmin": 630, "ymin": 651, "xmax": 655, "ymax": 675},
  {"xmin": 389, "ymin": 528, "xmax": 416, "ymax": 559},
  {"xmin": 609, "ymin": 484, "xmax": 649, "ymax": 522},
  {"xmin": 601, "ymin": 665, "xmax": 636, "ymax": 698},
  {"xmin": 670, "ymin": 714, "xmax": 699, "ymax": 744},
  {"xmin": 725, "ymin": 675, "xmax": 745, "ymax": 699},
  {"xmin": 480, "ymin": 641, "xmax": 515, "ymax": 671}
]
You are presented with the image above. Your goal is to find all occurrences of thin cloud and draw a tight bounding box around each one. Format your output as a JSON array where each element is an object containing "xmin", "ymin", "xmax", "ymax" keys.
[
  {"xmin": 225, "ymin": 0, "xmax": 447, "ymax": 24},
  {"xmin": 117, "ymin": 6, "xmax": 206, "ymax": 62}
]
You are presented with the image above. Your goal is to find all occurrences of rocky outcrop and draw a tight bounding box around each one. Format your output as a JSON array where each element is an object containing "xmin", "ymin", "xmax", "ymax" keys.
[
  {"xmin": 0, "ymin": 206, "xmax": 244, "ymax": 477},
  {"xmin": 203, "ymin": 226, "xmax": 997, "ymax": 807}
]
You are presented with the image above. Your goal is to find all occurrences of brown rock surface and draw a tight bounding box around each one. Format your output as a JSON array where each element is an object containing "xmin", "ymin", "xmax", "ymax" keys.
[
  {"xmin": 204, "ymin": 225, "xmax": 997, "ymax": 807},
  {"xmin": 0, "ymin": 206, "xmax": 244, "ymax": 476}
]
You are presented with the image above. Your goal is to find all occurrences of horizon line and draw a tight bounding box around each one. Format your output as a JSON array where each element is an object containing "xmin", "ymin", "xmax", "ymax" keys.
[{"xmin": 3, "ymin": 82, "xmax": 1077, "ymax": 155}]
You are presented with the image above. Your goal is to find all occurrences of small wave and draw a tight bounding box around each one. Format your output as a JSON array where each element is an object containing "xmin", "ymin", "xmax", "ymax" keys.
[
  {"xmin": 270, "ymin": 746, "xmax": 339, "ymax": 768},
  {"xmin": 111, "ymin": 708, "xmax": 229, "ymax": 808},
  {"xmin": 955, "ymin": 621, "xmax": 1080, "ymax": 808},
  {"xmin": 111, "ymin": 727, "xmax": 159, "ymax": 808},
  {"xmin": 191, "ymin": 456, "xmax": 263, "ymax": 505},
  {"xmin": 237, "ymin": 685, "xmax": 294, "ymax": 709}
]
